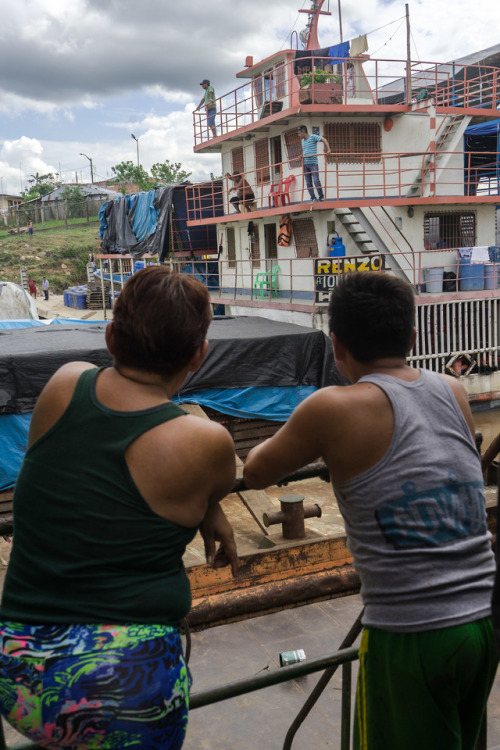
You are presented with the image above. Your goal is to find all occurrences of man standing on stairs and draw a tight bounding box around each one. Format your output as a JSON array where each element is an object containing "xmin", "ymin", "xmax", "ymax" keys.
[
  {"xmin": 298, "ymin": 125, "xmax": 330, "ymax": 201},
  {"xmin": 244, "ymin": 271, "xmax": 498, "ymax": 750}
]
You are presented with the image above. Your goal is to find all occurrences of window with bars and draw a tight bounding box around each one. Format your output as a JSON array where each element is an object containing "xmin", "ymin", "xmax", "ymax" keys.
[
  {"xmin": 231, "ymin": 147, "xmax": 244, "ymax": 175},
  {"xmin": 274, "ymin": 62, "xmax": 286, "ymax": 99},
  {"xmin": 227, "ymin": 227, "xmax": 236, "ymax": 268},
  {"xmin": 424, "ymin": 211, "xmax": 476, "ymax": 249},
  {"xmin": 291, "ymin": 218, "xmax": 318, "ymax": 258},
  {"xmin": 283, "ymin": 128, "xmax": 303, "ymax": 168},
  {"xmin": 324, "ymin": 122, "xmax": 381, "ymax": 163},
  {"xmin": 255, "ymin": 138, "xmax": 271, "ymax": 184},
  {"xmin": 250, "ymin": 225, "xmax": 261, "ymax": 267}
]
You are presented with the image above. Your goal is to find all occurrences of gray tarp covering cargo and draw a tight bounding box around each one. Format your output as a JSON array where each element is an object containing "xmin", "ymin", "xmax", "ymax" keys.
[{"xmin": 0, "ymin": 316, "xmax": 343, "ymax": 416}]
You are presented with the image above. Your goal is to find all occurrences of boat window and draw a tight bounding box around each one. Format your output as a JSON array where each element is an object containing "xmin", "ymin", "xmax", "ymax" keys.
[
  {"xmin": 231, "ymin": 147, "xmax": 244, "ymax": 175},
  {"xmin": 251, "ymin": 225, "xmax": 261, "ymax": 267},
  {"xmin": 254, "ymin": 138, "xmax": 271, "ymax": 185},
  {"xmin": 424, "ymin": 211, "xmax": 476, "ymax": 249},
  {"xmin": 324, "ymin": 122, "xmax": 381, "ymax": 164},
  {"xmin": 291, "ymin": 218, "xmax": 318, "ymax": 258},
  {"xmin": 283, "ymin": 128, "xmax": 303, "ymax": 169}
]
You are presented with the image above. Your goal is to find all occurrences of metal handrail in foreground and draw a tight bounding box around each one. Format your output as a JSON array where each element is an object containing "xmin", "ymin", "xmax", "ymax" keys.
[{"xmin": 0, "ymin": 646, "xmax": 360, "ymax": 750}]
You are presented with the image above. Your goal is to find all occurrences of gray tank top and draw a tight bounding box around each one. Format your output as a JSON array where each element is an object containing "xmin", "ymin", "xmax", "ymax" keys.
[{"xmin": 332, "ymin": 369, "xmax": 495, "ymax": 632}]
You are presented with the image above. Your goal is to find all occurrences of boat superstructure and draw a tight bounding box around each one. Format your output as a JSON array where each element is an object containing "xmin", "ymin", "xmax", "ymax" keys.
[{"xmin": 173, "ymin": 1, "xmax": 500, "ymax": 404}]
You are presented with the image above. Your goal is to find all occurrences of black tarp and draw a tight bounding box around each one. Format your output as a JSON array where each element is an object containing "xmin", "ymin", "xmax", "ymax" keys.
[{"xmin": 0, "ymin": 317, "xmax": 343, "ymax": 415}]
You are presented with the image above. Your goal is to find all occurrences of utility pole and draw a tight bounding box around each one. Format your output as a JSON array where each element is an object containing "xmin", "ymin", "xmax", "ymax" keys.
[
  {"xmin": 406, "ymin": 3, "xmax": 412, "ymax": 103},
  {"xmin": 131, "ymin": 133, "xmax": 140, "ymax": 166},
  {"xmin": 80, "ymin": 153, "xmax": 94, "ymax": 184}
]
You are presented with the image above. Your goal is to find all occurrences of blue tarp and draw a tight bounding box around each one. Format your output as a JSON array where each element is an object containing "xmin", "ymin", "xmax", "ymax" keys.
[
  {"xmin": 1, "ymin": 386, "xmax": 316, "ymax": 491},
  {"xmin": 464, "ymin": 119, "xmax": 500, "ymax": 195}
]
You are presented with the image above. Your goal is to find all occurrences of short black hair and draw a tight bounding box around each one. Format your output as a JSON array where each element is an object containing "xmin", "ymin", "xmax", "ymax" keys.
[
  {"xmin": 298, "ymin": 125, "xmax": 308, "ymax": 133},
  {"xmin": 328, "ymin": 272, "xmax": 415, "ymax": 362}
]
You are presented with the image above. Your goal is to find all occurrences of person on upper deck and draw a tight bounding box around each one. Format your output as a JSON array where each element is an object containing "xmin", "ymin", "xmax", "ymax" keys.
[
  {"xmin": 225, "ymin": 171, "xmax": 255, "ymax": 213},
  {"xmin": 297, "ymin": 124, "xmax": 330, "ymax": 201},
  {"xmin": 0, "ymin": 266, "xmax": 238, "ymax": 750},
  {"xmin": 196, "ymin": 79, "xmax": 217, "ymax": 138},
  {"xmin": 244, "ymin": 271, "xmax": 498, "ymax": 750}
]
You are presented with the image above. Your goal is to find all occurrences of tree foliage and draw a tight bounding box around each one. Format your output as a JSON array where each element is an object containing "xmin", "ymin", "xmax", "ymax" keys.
[
  {"xmin": 151, "ymin": 160, "xmax": 192, "ymax": 184},
  {"xmin": 23, "ymin": 172, "xmax": 61, "ymax": 201},
  {"xmin": 110, "ymin": 161, "xmax": 152, "ymax": 193},
  {"xmin": 60, "ymin": 185, "xmax": 87, "ymax": 218}
]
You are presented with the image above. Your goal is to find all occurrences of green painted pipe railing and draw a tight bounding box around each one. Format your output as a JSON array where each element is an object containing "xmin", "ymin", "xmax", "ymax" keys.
[{"xmin": 0, "ymin": 647, "xmax": 359, "ymax": 750}]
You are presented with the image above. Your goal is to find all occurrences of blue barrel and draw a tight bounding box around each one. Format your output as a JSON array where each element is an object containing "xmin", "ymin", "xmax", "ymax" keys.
[
  {"xmin": 134, "ymin": 261, "xmax": 145, "ymax": 273},
  {"xmin": 458, "ymin": 257, "xmax": 484, "ymax": 291}
]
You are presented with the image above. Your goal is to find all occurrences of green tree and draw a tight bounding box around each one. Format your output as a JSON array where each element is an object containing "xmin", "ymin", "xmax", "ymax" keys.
[
  {"xmin": 23, "ymin": 172, "xmax": 61, "ymax": 201},
  {"xmin": 110, "ymin": 161, "xmax": 152, "ymax": 193},
  {"xmin": 151, "ymin": 160, "xmax": 192, "ymax": 184},
  {"xmin": 60, "ymin": 185, "xmax": 87, "ymax": 219}
]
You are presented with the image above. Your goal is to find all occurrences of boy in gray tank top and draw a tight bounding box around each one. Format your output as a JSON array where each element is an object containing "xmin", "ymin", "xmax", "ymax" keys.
[{"xmin": 244, "ymin": 272, "xmax": 497, "ymax": 750}]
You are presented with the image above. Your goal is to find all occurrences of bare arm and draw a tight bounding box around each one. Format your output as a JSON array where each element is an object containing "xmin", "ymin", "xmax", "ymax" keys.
[
  {"xmin": 244, "ymin": 391, "xmax": 327, "ymax": 489},
  {"xmin": 321, "ymin": 137, "xmax": 331, "ymax": 153}
]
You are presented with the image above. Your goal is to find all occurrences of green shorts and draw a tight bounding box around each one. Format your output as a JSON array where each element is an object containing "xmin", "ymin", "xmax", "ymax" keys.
[{"xmin": 354, "ymin": 617, "xmax": 498, "ymax": 750}]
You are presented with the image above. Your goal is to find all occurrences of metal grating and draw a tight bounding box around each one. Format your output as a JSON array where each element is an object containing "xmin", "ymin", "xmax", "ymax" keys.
[
  {"xmin": 409, "ymin": 298, "xmax": 500, "ymax": 374},
  {"xmin": 255, "ymin": 138, "xmax": 271, "ymax": 184},
  {"xmin": 291, "ymin": 218, "xmax": 318, "ymax": 258},
  {"xmin": 424, "ymin": 211, "xmax": 476, "ymax": 249},
  {"xmin": 324, "ymin": 122, "xmax": 381, "ymax": 163},
  {"xmin": 227, "ymin": 227, "xmax": 236, "ymax": 268},
  {"xmin": 283, "ymin": 128, "xmax": 303, "ymax": 169},
  {"xmin": 231, "ymin": 147, "xmax": 244, "ymax": 175}
]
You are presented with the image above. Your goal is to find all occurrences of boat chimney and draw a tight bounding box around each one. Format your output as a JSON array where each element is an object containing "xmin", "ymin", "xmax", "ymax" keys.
[{"xmin": 245, "ymin": 56, "xmax": 253, "ymax": 67}]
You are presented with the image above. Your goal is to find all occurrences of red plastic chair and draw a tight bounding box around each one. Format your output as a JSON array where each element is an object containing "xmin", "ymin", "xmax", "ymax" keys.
[
  {"xmin": 280, "ymin": 175, "xmax": 296, "ymax": 206},
  {"xmin": 268, "ymin": 181, "xmax": 282, "ymax": 207}
]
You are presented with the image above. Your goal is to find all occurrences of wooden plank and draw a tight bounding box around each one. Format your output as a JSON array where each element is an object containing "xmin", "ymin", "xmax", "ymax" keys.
[{"xmin": 181, "ymin": 403, "xmax": 273, "ymax": 534}]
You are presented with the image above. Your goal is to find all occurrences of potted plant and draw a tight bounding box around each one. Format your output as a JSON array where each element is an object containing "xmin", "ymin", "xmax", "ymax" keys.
[{"xmin": 299, "ymin": 68, "xmax": 342, "ymax": 104}]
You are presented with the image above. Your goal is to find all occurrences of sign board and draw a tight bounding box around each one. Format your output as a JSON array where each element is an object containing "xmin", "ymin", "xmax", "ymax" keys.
[{"xmin": 314, "ymin": 255, "xmax": 386, "ymax": 303}]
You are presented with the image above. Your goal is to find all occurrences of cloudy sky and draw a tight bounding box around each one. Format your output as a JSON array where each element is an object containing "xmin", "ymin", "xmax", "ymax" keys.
[{"xmin": 1, "ymin": 0, "xmax": 500, "ymax": 195}]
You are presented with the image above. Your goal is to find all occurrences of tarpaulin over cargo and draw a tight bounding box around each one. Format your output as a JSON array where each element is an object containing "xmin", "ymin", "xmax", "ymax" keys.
[
  {"xmin": 0, "ymin": 317, "xmax": 341, "ymax": 416},
  {"xmin": 0, "ymin": 317, "xmax": 344, "ymax": 490},
  {"xmin": 464, "ymin": 119, "xmax": 500, "ymax": 195}
]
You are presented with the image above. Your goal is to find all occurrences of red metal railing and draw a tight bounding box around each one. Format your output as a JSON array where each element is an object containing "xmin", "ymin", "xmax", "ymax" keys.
[
  {"xmin": 185, "ymin": 150, "xmax": 500, "ymax": 221},
  {"xmin": 193, "ymin": 56, "xmax": 500, "ymax": 146}
]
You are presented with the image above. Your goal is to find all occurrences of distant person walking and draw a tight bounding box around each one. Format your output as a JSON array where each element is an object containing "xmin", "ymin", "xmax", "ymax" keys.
[
  {"xmin": 196, "ymin": 79, "xmax": 217, "ymax": 138},
  {"xmin": 225, "ymin": 172, "xmax": 255, "ymax": 213},
  {"xmin": 297, "ymin": 125, "xmax": 330, "ymax": 201},
  {"xmin": 42, "ymin": 277, "xmax": 49, "ymax": 301},
  {"xmin": 27, "ymin": 220, "xmax": 33, "ymax": 236},
  {"xmin": 27, "ymin": 278, "xmax": 37, "ymax": 298}
]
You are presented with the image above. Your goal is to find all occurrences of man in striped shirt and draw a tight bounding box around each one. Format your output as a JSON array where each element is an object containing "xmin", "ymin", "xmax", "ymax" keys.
[{"xmin": 298, "ymin": 125, "xmax": 330, "ymax": 201}]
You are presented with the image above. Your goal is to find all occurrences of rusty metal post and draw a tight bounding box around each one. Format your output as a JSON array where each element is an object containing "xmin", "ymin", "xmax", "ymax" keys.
[{"xmin": 263, "ymin": 495, "xmax": 322, "ymax": 539}]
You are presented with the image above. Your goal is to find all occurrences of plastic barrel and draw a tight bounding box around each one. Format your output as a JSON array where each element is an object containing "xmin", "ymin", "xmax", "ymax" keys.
[
  {"xmin": 484, "ymin": 264, "xmax": 498, "ymax": 290},
  {"xmin": 458, "ymin": 257, "xmax": 485, "ymax": 291},
  {"xmin": 423, "ymin": 267, "xmax": 444, "ymax": 293},
  {"xmin": 134, "ymin": 261, "xmax": 145, "ymax": 273}
]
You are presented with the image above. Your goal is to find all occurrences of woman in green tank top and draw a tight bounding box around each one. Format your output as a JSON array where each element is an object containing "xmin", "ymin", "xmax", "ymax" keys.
[{"xmin": 0, "ymin": 267, "xmax": 238, "ymax": 750}]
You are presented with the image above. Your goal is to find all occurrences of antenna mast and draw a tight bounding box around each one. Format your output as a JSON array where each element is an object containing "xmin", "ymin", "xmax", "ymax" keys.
[{"xmin": 298, "ymin": 1, "xmax": 332, "ymax": 50}]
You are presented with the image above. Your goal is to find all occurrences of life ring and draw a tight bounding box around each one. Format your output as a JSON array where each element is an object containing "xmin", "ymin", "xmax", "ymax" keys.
[{"xmin": 278, "ymin": 215, "xmax": 291, "ymax": 247}]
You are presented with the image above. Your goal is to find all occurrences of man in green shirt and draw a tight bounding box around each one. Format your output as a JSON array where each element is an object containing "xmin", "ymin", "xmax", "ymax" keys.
[{"xmin": 196, "ymin": 78, "xmax": 217, "ymax": 138}]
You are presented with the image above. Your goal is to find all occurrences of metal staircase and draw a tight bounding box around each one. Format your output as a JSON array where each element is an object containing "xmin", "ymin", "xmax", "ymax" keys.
[
  {"xmin": 335, "ymin": 206, "xmax": 417, "ymax": 284},
  {"xmin": 405, "ymin": 113, "xmax": 471, "ymax": 199}
]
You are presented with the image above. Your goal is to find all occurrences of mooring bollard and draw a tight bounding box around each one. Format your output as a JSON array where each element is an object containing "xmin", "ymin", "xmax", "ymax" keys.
[{"xmin": 263, "ymin": 494, "xmax": 322, "ymax": 539}]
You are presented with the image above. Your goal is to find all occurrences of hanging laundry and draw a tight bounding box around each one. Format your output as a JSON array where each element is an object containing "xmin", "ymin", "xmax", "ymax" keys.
[{"xmin": 350, "ymin": 34, "xmax": 368, "ymax": 57}]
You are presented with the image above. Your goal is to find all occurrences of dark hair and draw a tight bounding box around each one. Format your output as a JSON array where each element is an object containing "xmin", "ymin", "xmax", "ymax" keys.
[
  {"xmin": 328, "ymin": 272, "xmax": 415, "ymax": 362},
  {"xmin": 112, "ymin": 266, "xmax": 212, "ymax": 378},
  {"xmin": 298, "ymin": 125, "xmax": 308, "ymax": 133}
]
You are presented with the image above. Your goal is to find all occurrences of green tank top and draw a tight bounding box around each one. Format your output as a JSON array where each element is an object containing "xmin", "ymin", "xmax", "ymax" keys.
[{"xmin": 1, "ymin": 367, "xmax": 198, "ymax": 626}]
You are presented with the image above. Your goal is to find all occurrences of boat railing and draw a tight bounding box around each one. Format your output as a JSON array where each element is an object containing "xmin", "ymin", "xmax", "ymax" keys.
[
  {"xmin": 185, "ymin": 150, "xmax": 500, "ymax": 221},
  {"xmin": 193, "ymin": 55, "xmax": 500, "ymax": 146}
]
